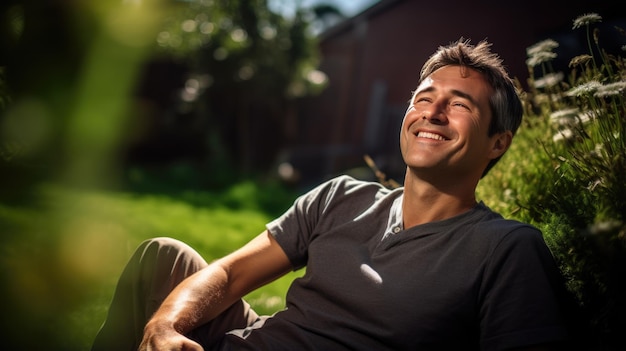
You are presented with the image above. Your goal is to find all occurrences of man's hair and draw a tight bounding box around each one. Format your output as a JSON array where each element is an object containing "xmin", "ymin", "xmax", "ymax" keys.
[{"xmin": 419, "ymin": 38, "xmax": 523, "ymax": 177}]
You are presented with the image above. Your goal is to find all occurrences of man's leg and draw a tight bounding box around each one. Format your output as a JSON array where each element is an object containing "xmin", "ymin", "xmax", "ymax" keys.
[{"xmin": 91, "ymin": 237, "xmax": 258, "ymax": 351}]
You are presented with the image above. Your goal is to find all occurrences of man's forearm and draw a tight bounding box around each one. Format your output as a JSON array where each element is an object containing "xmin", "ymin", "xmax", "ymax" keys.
[{"xmin": 144, "ymin": 262, "xmax": 237, "ymax": 335}]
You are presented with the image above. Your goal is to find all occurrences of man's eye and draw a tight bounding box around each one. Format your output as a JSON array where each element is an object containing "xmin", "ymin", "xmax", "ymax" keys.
[{"xmin": 453, "ymin": 102, "xmax": 470, "ymax": 109}]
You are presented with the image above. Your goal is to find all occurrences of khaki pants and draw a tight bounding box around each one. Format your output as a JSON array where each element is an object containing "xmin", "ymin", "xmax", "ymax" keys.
[{"xmin": 91, "ymin": 237, "xmax": 259, "ymax": 351}]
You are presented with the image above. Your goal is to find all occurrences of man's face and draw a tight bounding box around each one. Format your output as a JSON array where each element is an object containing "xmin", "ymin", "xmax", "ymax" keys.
[{"xmin": 399, "ymin": 65, "xmax": 500, "ymax": 180}]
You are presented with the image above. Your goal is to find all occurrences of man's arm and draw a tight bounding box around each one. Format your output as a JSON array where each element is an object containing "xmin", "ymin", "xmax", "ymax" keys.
[{"xmin": 139, "ymin": 230, "xmax": 293, "ymax": 351}]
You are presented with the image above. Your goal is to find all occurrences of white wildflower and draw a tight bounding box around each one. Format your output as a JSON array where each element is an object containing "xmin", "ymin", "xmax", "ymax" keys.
[
  {"xmin": 565, "ymin": 81, "xmax": 602, "ymax": 97},
  {"xmin": 526, "ymin": 39, "xmax": 559, "ymax": 57},
  {"xmin": 572, "ymin": 13, "xmax": 602, "ymax": 29},
  {"xmin": 594, "ymin": 81, "xmax": 626, "ymax": 97},
  {"xmin": 526, "ymin": 51, "xmax": 557, "ymax": 67},
  {"xmin": 588, "ymin": 219, "xmax": 622, "ymax": 235},
  {"xmin": 549, "ymin": 108, "xmax": 579, "ymax": 125},
  {"xmin": 552, "ymin": 128, "xmax": 574, "ymax": 142},
  {"xmin": 576, "ymin": 111, "xmax": 593, "ymax": 124},
  {"xmin": 533, "ymin": 72, "xmax": 564, "ymax": 89}
]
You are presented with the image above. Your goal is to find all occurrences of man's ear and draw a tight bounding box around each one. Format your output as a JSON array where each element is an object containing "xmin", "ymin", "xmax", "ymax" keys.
[{"xmin": 488, "ymin": 131, "xmax": 513, "ymax": 160}]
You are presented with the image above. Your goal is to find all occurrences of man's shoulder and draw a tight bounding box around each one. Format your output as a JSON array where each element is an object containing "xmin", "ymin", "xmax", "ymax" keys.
[
  {"xmin": 319, "ymin": 175, "xmax": 397, "ymax": 196},
  {"xmin": 301, "ymin": 175, "xmax": 401, "ymax": 215},
  {"xmin": 324, "ymin": 174, "xmax": 386, "ymax": 187},
  {"xmin": 473, "ymin": 203, "xmax": 542, "ymax": 238}
]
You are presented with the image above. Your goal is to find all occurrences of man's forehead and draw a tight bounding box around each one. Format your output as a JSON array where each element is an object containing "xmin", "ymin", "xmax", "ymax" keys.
[{"xmin": 414, "ymin": 66, "xmax": 488, "ymax": 93}]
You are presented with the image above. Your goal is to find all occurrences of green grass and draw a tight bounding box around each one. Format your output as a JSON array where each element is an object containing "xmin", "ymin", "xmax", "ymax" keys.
[{"xmin": 0, "ymin": 180, "xmax": 302, "ymax": 351}]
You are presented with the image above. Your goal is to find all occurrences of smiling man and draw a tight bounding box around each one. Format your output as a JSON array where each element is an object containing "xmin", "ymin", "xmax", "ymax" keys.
[{"xmin": 92, "ymin": 39, "xmax": 571, "ymax": 351}]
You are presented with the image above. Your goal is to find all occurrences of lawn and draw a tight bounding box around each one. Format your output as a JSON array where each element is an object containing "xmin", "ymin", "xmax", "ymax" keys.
[{"xmin": 0, "ymin": 179, "xmax": 303, "ymax": 351}]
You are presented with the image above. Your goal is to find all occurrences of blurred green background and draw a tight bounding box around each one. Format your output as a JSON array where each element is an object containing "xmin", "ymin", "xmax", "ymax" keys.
[{"xmin": 0, "ymin": 0, "xmax": 328, "ymax": 349}]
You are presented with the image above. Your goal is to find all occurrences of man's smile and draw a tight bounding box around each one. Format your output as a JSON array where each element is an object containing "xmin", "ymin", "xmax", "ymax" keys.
[{"xmin": 416, "ymin": 131, "xmax": 449, "ymax": 141}]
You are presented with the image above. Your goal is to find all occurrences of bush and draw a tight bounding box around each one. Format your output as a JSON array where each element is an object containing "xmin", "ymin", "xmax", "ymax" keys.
[{"xmin": 477, "ymin": 13, "xmax": 626, "ymax": 350}]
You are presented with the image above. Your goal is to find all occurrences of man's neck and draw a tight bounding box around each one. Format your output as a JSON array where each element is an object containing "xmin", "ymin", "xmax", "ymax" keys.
[{"xmin": 401, "ymin": 172, "xmax": 478, "ymax": 229}]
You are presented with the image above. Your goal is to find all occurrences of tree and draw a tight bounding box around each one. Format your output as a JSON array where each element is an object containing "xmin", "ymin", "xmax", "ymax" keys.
[{"xmin": 127, "ymin": 0, "xmax": 326, "ymax": 179}]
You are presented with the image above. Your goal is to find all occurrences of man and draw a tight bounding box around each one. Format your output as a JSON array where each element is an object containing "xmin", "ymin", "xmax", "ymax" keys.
[{"xmin": 92, "ymin": 39, "xmax": 570, "ymax": 350}]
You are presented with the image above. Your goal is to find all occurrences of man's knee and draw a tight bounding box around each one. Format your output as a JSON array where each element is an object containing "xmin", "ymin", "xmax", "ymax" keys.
[
  {"xmin": 138, "ymin": 236, "xmax": 189, "ymax": 254},
  {"xmin": 128, "ymin": 237, "xmax": 208, "ymax": 294},
  {"xmin": 135, "ymin": 237, "xmax": 207, "ymax": 270}
]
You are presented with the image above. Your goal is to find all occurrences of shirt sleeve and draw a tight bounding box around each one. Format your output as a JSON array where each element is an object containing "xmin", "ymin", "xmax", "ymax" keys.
[
  {"xmin": 265, "ymin": 176, "xmax": 351, "ymax": 270},
  {"xmin": 479, "ymin": 224, "xmax": 570, "ymax": 350}
]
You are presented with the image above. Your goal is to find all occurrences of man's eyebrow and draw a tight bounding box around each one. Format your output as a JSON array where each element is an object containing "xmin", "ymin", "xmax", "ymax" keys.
[
  {"xmin": 449, "ymin": 89, "xmax": 478, "ymax": 105},
  {"xmin": 410, "ymin": 86, "xmax": 434, "ymax": 102},
  {"xmin": 413, "ymin": 86, "xmax": 478, "ymax": 105},
  {"xmin": 414, "ymin": 86, "xmax": 434, "ymax": 96}
]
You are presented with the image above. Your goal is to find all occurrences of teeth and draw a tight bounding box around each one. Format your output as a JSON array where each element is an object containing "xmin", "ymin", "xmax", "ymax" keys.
[{"xmin": 417, "ymin": 131, "xmax": 446, "ymax": 141}]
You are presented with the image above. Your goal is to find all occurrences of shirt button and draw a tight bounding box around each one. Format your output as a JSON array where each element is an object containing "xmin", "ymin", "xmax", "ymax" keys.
[{"xmin": 393, "ymin": 226, "xmax": 401, "ymax": 233}]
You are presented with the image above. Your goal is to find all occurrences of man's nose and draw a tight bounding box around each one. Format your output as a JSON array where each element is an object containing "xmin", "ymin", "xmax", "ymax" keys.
[{"xmin": 422, "ymin": 106, "xmax": 448, "ymax": 124}]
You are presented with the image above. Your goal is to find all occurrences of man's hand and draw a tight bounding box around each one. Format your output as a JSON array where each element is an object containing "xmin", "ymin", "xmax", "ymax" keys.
[{"xmin": 138, "ymin": 321, "xmax": 203, "ymax": 351}]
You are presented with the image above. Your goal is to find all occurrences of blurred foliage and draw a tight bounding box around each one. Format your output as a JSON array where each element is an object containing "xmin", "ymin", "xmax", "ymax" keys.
[
  {"xmin": 0, "ymin": 0, "xmax": 322, "ymax": 350},
  {"xmin": 0, "ymin": 0, "xmax": 165, "ymax": 199},
  {"xmin": 127, "ymin": 0, "xmax": 327, "ymax": 175},
  {"xmin": 477, "ymin": 12, "xmax": 626, "ymax": 350},
  {"xmin": 0, "ymin": 0, "xmax": 326, "ymax": 198}
]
